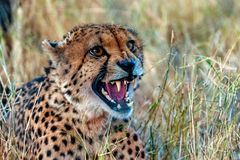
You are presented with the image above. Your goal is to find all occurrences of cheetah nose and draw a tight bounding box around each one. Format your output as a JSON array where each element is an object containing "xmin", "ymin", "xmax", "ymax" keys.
[{"xmin": 117, "ymin": 59, "xmax": 137, "ymax": 81}]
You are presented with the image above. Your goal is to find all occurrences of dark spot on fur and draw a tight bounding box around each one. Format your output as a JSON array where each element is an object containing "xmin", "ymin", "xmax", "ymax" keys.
[
  {"xmin": 64, "ymin": 123, "xmax": 72, "ymax": 130},
  {"xmin": 78, "ymin": 144, "xmax": 83, "ymax": 151},
  {"xmin": 73, "ymin": 79, "xmax": 77, "ymax": 85},
  {"xmin": 113, "ymin": 150, "xmax": 118, "ymax": 157},
  {"xmin": 71, "ymin": 73, "xmax": 77, "ymax": 80},
  {"xmin": 44, "ymin": 67, "xmax": 51, "ymax": 74},
  {"xmin": 126, "ymin": 132, "xmax": 130, "ymax": 138},
  {"xmin": 38, "ymin": 106, "xmax": 43, "ymax": 112},
  {"xmin": 64, "ymin": 107, "xmax": 69, "ymax": 112},
  {"xmin": 50, "ymin": 126, "xmax": 57, "ymax": 132},
  {"xmin": 45, "ymin": 102, "xmax": 49, "ymax": 108},
  {"xmin": 53, "ymin": 144, "xmax": 60, "ymax": 152},
  {"xmin": 35, "ymin": 115, "xmax": 39, "ymax": 123},
  {"xmin": 38, "ymin": 154, "xmax": 43, "ymax": 160},
  {"xmin": 45, "ymin": 112, "xmax": 49, "ymax": 117},
  {"xmin": 62, "ymin": 139, "xmax": 68, "ymax": 146},
  {"xmin": 66, "ymin": 90, "xmax": 72, "ymax": 96},
  {"xmin": 44, "ymin": 121, "xmax": 49, "ymax": 128},
  {"xmin": 77, "ymin": 64, "xmax": 82, "ymax": 70},
  {"xmin": 60, "ymin": 131, "xmax": 67, "ymax": 136},
  {"xmin": 71, "ymin": 136, "xmax": 76, "ymax": 144},
  {"xmin": 72, "ymin": 119, "xmax": 76, "ymax": 125},
  {"xmin": 88, "ymin": 138, "xmax": 93, "ymax": 145},
  {"xmin": 33, "ymin": 76, "xmax": 46, "ymax": 83},
  {"xmin": 46, "ymin": 150, "xmax": 51, "ymax": 157},
  {"xmin": 37, "ymin": 128, "xmax": 42, "ymax": 136},
  {"xmin": 64, "ymin": 69, "xmax": 69, "ymax": 74},
  {"xmin": 77, "ymin": 128, "xmax": 83, "ymax": 137},
  {"xmin": 26, "ymin": 82, "xmax": 33, "ymax": 88},
  {"xmin": 119, "ymin": 154, "xmax": 124, "ymax": 159},
  {"xmin": 73, "ymin": 109, "xmax": 78, "ymax": 114},
  {"xmin": 98, "ymin": 134, "xmax": 103, "ymax": 141},
  {"xmin": 50, "ymin": 119, "xmax": 55, "ymax": 124},
  {"xmin": 51, "ymin": 111, "xmax": 55, "ymax": 116},
  {"xmin": 75, "ymin": 157, "xmax": 81, "ymax": 160},
  {"xmin": 26, "ymin": 102, "xmax": 34, "ymax": 110},
  {"xmin": 28, "ymin": 87, "xmax": 38, "ymax": 96},
  {"xmin": 44, "ymin": 85, "xmax": 49, "ymax": 91},
  {"xmin": 60, "ymin": 152, "xmax": 65, "ymax": 157},
  {"xmin": 57, "ymin": 116, "xmax": 63, "ymax": 122},
  {"xmin": 67, "ymin": 150, "xmax": 74, "ymax": 156},
  {"xmin": 112, "ymin": 139, "xmax": 116, "ymax": 143},
  {"xmin": 51, "ymin": 136, "xmax": 57, "ymax": 142},
  {"xmin": 36, "ymin": 95, "xmax": 44, "ymax": 104},
  {"xmin": 128, "ymin": 148, "xmax": 133, "ymax": 155},
  {"xmin": 44, "ymin": 138, "xmax": 48, "ymax": 145},
  {"xmin": 135, "ymin": 146, "xmax": 140, "ymax": 152},
  {"xmin": 133, "ymin": 133, "xmax": 138, "ymax": 141},
  {"xmin": 141, "ymin": 151, "xmax": 145, "ymax": 158},
  {"xmin": 41, "ymin": 117, "xmax": 46, "ymax": 123}
]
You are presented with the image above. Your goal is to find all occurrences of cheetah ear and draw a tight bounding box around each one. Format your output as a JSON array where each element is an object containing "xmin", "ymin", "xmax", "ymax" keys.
[{"xmin": 42, "ymin": 39, "xmax": 66, "ymax": 61}]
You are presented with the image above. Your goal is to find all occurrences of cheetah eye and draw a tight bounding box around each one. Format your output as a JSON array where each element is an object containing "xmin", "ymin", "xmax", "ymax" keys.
[
  {"xmin": 127, "ymin": 40, "xmax": 137, "ymax": 53},
  {"xmin": 89, "ymin": 46, "xmax": 103, "ymax": 57}
]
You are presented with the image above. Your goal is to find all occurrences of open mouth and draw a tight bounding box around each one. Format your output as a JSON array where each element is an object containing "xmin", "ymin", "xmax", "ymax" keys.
[{"xmin": 92, "ymin": 76, "xmax": 137, "ymax": 116}]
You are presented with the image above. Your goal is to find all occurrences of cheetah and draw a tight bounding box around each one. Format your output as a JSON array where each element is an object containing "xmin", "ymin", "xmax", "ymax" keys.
[{"xmin": 3, "ymin": 24, "xmax": 147, "ymax": 159}]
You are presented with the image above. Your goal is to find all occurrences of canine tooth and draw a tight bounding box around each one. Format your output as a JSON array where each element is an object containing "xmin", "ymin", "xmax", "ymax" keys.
[
  {"xmin": 133, "ymin": 79, "xmax": 137, "ymax": 88},
  {"xmin": 102, "ymin": 88, "xmax": 105, "ymax": 93},
  {"xmin": 116, "ymin": 81, "xmax": 121, "ymax": 92},
  {"xmin": 102, "ymin": 88, "xmax": 107, "ymax": 95},
  {"xmin": 128, "ymin": 101, "xmax": 133, "ymax": 106},
  {"xmin": 117, "ymin": 104, "xmax": 121, "ymax": 109},
  {"xmin": 110, "ymin": 81, "xmax": 115, "ymax": 85},
  {"xmin": 106, "ymin": 94, "xmax": 111, "ymax": 101}
]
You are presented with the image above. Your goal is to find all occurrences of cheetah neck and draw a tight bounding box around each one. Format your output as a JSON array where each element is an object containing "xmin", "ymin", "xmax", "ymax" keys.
[{"xmin": 43, "ymin": 75, "xmax": 110, "ymax": 134}]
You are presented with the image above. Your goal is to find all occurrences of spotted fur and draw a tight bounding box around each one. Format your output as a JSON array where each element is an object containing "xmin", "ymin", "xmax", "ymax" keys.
[{"xmin": 8, "ymin": 24, "xmax": 147, "ymax": 159}]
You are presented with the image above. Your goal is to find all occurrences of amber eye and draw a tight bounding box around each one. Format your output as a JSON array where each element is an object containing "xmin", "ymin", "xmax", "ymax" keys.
[
  {"xmin": 89, "ymin": 46, "xmax": 103, "ymax": 57},
  {"xmin": 127, "ymin": 40, "xmax": 137, "ymax": 53}
]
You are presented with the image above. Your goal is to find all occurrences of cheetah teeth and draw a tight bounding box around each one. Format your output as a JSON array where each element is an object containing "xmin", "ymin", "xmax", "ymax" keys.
[
  {"xmin": 102, "ymin": 88, "xmax": 107, "ymax": 95},
  {"xmin": 101, "ymin": 81, "xmax": 132, "ymax": 104},
  {"xmin": 117, "ymin": 104, "xmax": 121, "ymax": 109},
  {"xmin": 109, "ymin": 80, "xmax": 129, "ymax": 92},
  {"xmin": 133, "ymin": 79, "xmax": 137, "ymax": 88},
  {"xmin": 126, "ymin": 91, "xmax": 129, "ymax": 97},
  {"xmin": 101, "ymin": 88, "xmax": 117, "ymax": 103},
  {"xmin": 127, "ymin": 101, "xmax": 133, "ymax": 107},
  {"xmin": 110, "ymin": 81, "xmax": 123, "ymax": 92},
  {"xmin": 115, "ymin": 81, "xmax": 121, "ymax": 92}
]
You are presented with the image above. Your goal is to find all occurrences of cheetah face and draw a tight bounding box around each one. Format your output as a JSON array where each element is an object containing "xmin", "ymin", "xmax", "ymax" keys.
[
  {"xmin": 92, "ymin": 55, "xmax": 143, "ymax": 118},
  {"xmin": 42, "ymin": 24, "xmax": 144, "ymax": 119},
  {"xmin": 91, "ymin": 35, "xmax": 144, "ymax": 118}
]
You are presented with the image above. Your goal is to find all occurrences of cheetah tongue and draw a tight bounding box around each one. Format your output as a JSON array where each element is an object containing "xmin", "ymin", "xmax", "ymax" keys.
[{"xmin": 105, "ymin": 80, "xmax": 126, "ymax": 103}]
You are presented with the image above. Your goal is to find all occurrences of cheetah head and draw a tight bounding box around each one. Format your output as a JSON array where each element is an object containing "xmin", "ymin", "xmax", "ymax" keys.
[{"xmin": 42, "ymin": 24, "xmax": 144, "ymax": 119}]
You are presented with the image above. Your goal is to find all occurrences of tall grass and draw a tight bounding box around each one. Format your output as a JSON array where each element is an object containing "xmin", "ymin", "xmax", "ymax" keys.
[{"xmin": 0, "ymin": 0, "xmax": 240, "ymax": 159}]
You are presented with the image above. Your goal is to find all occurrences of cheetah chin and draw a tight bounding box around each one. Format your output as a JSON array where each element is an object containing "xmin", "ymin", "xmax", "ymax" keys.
[{"xmin": 92, "ymin": 73, "xmax": 139, "ymax": 118}]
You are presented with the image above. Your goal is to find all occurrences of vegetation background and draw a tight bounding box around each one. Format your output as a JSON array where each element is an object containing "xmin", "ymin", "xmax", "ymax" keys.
[{"xmin": 0, "ymin": 0, "xmax": 240, "ymax": 159}]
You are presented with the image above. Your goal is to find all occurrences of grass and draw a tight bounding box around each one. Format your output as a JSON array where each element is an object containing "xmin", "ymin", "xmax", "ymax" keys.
[{"xmin": 1, "ymin": 0, "xmax": 240, "ymax": 159}]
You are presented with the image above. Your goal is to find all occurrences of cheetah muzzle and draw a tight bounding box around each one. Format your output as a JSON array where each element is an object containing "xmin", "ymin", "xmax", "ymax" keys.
[{"xmin": 92, "ymin": 60, "xmax": 142, "ymax": 116}]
